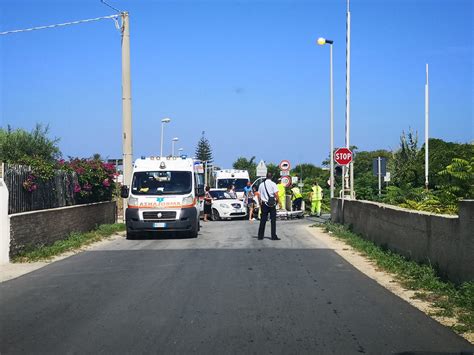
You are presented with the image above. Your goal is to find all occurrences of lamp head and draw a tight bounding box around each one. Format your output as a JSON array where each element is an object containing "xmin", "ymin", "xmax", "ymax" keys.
[
  {"xmin": 172, "ymin": 137, "xmax": 179, "ymax": 142},
  {"xmin": 161, "ymin": 117, "xmax": 171, "ymax": 123},
  {"xmin": 317, "ymin": 37, "xmax": 333, "ymax": 45}
]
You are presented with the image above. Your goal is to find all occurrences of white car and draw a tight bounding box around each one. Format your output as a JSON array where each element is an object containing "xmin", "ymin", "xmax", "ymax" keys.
[{"xmin": 209, "ymin": 189, "xmax": 247, "ymax": 220}]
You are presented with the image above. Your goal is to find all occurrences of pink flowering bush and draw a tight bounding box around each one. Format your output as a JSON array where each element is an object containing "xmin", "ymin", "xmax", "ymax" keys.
[
  {"xmin": 62, "ymin": 158, "xmax": 117, "ymax": 203},
  {"xmin": 22, "ymin": 174, "xmax": 38, "ymax": 192},
  {"xmin": 20, "ymin": 156, "xmax": 117, "ymax": 204}
]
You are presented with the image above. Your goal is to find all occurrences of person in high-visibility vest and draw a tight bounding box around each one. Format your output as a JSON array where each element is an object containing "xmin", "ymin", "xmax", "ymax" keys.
[
  {"xmin": 291, "ymin": 185, "xmax": 303, "ymax": 211},
  {"xmin": 310, "ymin": 181, "xmax": 323, "ymax": 216},
  {"xmin": 276, "ymin": 179, "xmax": 286, "ymax": 210}
]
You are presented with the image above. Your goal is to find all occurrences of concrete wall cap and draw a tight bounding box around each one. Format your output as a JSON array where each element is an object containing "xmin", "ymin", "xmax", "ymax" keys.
[
  {"xmin": 332, "ymin": 198, "xmax": 458, "ymax": 218},
  {"xmin": 9, "ymin": 201, "xmax": 114, "ymax": 217}
]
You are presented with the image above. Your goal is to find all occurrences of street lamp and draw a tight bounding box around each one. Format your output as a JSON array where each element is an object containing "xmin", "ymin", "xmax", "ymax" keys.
[
  {"xmin": 178, "ymin": 148, "xmax": 184, "ymax": 156},
  {"xmin": 317, "ymin": 37, "xmax": 335, "ymax": 199},
  {"xmin": 171, "ymin": 137, "xmax": 179, "ymax": 156},
  {"xmin": 160, "ymin": 117, "xmax": 171, "ymax": 157}
]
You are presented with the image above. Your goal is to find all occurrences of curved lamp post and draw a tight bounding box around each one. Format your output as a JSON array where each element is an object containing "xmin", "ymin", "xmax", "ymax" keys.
[
  {"xmin": 160, "ymin": 117, "xmax": 171, "ymax": 157},
  {"xmin": 317, "ymin": 37, "xmax": 334, "ymax": 199}
]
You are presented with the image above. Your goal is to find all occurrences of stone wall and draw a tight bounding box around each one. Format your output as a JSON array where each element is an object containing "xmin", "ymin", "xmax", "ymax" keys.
[
  {"xmin": 10, "ymin": 201, "xmax": 116, "ymax": 257},
  {"xmin": 331, "ymin": 199, "xmax": 474, "ymax": 284}
]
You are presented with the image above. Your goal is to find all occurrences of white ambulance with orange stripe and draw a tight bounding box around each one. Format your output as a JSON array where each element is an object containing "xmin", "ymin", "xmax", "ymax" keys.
[{"xmin": 121, "ymin": 156, "xmax": 204, "ymax": 239}]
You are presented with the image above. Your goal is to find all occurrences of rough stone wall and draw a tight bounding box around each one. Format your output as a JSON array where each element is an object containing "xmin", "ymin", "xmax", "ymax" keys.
[
  {"xmin": 331, "ymin": 199, "xmax": 474, "ymax": 284},
  {"xmin": 10, "ymin": 201, "xmax": 116, "ymax": 257}
]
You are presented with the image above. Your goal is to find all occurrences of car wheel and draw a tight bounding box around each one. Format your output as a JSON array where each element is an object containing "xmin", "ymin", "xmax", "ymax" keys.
[{"xmin": 212, "ymin": 208, "xmax": 221, "ymax": 221}]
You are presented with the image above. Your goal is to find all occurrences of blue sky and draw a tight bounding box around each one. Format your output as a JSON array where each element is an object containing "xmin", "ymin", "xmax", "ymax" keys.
[{"xmin": 1, "ymin": 0, "xmax": 472, "ymax": 168}]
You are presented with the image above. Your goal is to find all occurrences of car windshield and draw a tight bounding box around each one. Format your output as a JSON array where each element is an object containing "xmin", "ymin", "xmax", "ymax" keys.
[
  {"xmin": 209, "ymin": 190, "xmax": 234, "ymax": 200},
  {"xmin": 217, "ymin": 178, "xmax": 249, "ymax": 192},
  {"xmin": 132, "ymin": 171, "xmax": 192, "ymax": 195}
]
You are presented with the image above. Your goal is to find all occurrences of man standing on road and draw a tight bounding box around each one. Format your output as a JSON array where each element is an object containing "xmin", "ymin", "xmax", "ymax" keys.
[
  {"xmin": 257, "ymin": 172, "xmax": 280, "ymax": 240},
  {"xmin": 276, "ymin": 178, "xmax": 286, "ymax": 210},
  {"xmin": 310, "ymin": 181, "xmax": 323, "ymax": 217}
]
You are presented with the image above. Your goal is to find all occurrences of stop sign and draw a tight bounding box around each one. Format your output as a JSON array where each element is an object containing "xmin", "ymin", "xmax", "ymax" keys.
[{"xmin": 334, "ymin": 147, "xmax": 353, "ymax": 166}]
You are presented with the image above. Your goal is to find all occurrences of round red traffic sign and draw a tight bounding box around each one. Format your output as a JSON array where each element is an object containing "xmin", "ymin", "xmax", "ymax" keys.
[
  {"xmin": 334, "ymin": 148, "xmax": 353, "ymax": 166},
  {"xmin": 280, "ymin": 176, "xmax": 292, "ymax": 187},
  {"xmin": 279, "ymin": 160, "xmax": 291, "ymax": 171}
]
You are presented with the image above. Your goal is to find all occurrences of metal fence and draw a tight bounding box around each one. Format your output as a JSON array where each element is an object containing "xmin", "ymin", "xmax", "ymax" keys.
[{"xmin": 4, "ymin": 163, "xmax": 78, "ymax": 214}]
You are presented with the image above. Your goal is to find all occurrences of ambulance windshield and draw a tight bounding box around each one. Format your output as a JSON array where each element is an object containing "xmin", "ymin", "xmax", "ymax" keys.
[
  {"xmin": 132, "ymin": 171, "xmax": 192, "ymax": 195},
  {"xmin": 217, "ymin": 178, "xmax": 249, "ymax": 192}
]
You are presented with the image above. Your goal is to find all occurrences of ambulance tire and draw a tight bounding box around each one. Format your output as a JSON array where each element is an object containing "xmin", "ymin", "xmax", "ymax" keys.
[
  {"xmin": 189, "ymin": 221, "xmax": 199, "ymax": 238},
  {"xmin": 126, "ymin": 227, "xmax": 137, "ymax": 240}
]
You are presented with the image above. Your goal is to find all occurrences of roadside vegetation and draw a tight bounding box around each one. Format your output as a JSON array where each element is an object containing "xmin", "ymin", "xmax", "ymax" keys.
[
  {"xmin": 13, "ymin": 223, "xmax": 125, "ymax": 263},
  {"xmin": 0, "ymin": 124, "xmax": 119, "ymax": 204},
  {"xmin": 320, "ymin": 222, "xmax": 473, "ymax": 334},
  {"xmin": 234, "ymin": 129, "xmax": 473, "ymax": 215}
]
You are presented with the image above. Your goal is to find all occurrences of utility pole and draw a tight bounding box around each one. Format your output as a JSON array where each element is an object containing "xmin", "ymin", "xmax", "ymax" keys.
[
  {"xmin": 121, "ymin": 12, "xmax": 133, "ymax": 188},
  {"xmin": 425, "ymin": 63, "xmax": 429, "ymax": 191}
]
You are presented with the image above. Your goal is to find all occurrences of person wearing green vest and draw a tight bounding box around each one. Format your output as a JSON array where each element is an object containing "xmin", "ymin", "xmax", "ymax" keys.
[
  {"xmin": 276, "ymin": 179, "xmax": 286, "ymax": 210},
  {"xmin": 310, "ymin": 181, "xmax": 323, "ymax": 216},
  {"xmin": 291, "ymin": 185, "xmax": 303, "ymax": 211}
]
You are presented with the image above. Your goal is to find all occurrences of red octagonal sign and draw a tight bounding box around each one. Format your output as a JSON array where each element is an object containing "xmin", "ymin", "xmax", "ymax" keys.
[{"xmin": 334, "ymin": 147, "xmax": 353, "ymax": 166}]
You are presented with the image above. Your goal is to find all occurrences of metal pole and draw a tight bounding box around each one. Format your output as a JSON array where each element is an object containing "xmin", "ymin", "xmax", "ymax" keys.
[
  {"xmin": 121, "ymin": 12, "xmax": 133, "ymax": 188},
  {"xmin": 341, "ymin": 166, "xmax": 345, "ymax": 200},
  {"xmin": 330, "ymin": 43, "xmax": 334, "ymax": 199},
  {"xmin": 172, "ymin": 140, "xmax": 175, "ymax": 156},
  {"xmin": 160, "ymin": 122, "xmax": 164, "ymax": 157},
  {"xmin": 346, "ymin": 0, "xmax": 353, "ymax": 198},
  {"xmin": 425, "ymin": 63, "xmax": 429, "ymax": 190},
  {"xmin": 204, "ymin": 161, "xmax": 208, "ymax": 187},
  {"xmin": 378, "ymin": 157, "xmax": 382, "ymax": 197}
]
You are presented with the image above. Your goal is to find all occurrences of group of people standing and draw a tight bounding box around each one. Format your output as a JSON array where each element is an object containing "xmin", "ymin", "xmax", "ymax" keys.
[
  {"xmin": 202, "ymin": 175, "xmax": 324, "ymax": 239},
  {"xmin": 289, "ymin": 181, "xmax": 323, "ymax": 217}
]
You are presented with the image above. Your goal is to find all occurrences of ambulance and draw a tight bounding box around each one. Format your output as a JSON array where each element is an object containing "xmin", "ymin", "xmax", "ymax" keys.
[
  {"xmin": 121, "ymin": 156, "xmax": 204, "ymax": 239},
  {"xmin": 214, "ymin": 169, "xmax": 250, "ymax": 199}
]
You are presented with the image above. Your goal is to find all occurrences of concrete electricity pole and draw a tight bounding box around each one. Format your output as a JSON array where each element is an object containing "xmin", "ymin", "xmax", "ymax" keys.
[{"xmin": 121, "ymin": 12, "xmax": 133, "ymax": 188}]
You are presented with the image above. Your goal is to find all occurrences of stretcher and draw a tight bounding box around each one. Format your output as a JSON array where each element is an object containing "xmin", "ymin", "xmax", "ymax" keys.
[{"xmin": 276, "ymin": 209, "xmax": 304, "ymax": 220}]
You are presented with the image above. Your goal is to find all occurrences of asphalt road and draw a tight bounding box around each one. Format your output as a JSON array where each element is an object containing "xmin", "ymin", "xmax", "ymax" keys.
[{"xmin": 1, "ymin": 219, "xmax": 473, "ymax": 354}]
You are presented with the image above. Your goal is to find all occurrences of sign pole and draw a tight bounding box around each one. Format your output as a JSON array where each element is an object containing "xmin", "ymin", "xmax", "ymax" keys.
[
  {"xmin": 330, "ymin": 43, "xmax": 335, "ymax": 199},
  {"xmin": 378, "ymin": 157, "xmax": 382, "ymax": 197}
]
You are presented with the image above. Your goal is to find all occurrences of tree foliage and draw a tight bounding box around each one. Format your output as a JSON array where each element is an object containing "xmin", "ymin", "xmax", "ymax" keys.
[
  {"xmin": 230, "ymin": 132, "xmax": 472, "ymax": 215},
  {"xmin": 233, "ymin": 156, "xmax": 257, "ymax": 181},
  {"xmin": 194, "ymin": 133, "xmax": 213, "ymax": 163},
  {"xmin": 392, "ymin": 129, "xmax": 420, "ymax": 187},
  {"xmin": 0, "ymin": 124, "xmax": 61, "ymax": 163}
]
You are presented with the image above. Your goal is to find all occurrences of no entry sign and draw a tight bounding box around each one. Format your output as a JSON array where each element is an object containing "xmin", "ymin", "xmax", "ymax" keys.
[{"xmin": 334, "ymin": 148, "xmax": 353, "ymax": 166}]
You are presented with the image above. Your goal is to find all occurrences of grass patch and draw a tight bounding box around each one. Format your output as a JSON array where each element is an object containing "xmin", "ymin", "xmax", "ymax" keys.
[
  {"xmin": 318, "ymin": 222, "xmax": 474, "ymax": 334},
  {"xmin": 13, "ymin": 223, "xmax": 125, "ymax": 263}
]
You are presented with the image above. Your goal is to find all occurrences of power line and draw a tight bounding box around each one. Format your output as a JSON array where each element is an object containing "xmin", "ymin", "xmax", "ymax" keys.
[
  {"xmin": 100, "ymin": 0, "xmax": 122, "ymax": 13},
  {"xmin": 0, "ymin": 14, "xmax": 121, "ymax": 36}
]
